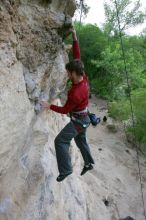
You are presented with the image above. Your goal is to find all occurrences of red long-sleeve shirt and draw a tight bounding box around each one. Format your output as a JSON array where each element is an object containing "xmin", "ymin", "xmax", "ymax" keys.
[
  {"xmin": 50, "ymin": 40, "xmax": 89, "ymax": 114},
  {"xmin": 73, "ymin": 40, "xmax": 81, "ymax": 60}
]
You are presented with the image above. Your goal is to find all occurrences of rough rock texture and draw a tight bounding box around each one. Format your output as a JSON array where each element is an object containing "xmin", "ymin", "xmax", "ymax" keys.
[
  {"xmin": 0, "ymin": 1, "xmax": 88, "ymax": 219},
  {"xmin": 1, "ymin": 1, "xmax": 146, "ymax": 220}
]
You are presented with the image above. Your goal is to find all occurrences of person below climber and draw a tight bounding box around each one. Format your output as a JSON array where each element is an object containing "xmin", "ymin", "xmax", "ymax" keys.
[{"xmin": 41, "ymin": 28, "xmax": 94, "ymax": 182}]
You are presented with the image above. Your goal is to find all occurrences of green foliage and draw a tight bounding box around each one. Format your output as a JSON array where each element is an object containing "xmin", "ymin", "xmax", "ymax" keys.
[
  {"xmin": 132, "ymin": 89, "xmax": 146, "ymax": 145},
  {"xmin": 109, "ymin": 89, "xmax": 146, "ymax": 146},
  {"xmin": 91, "ymin": 37, "xmax": 145, "ymax": 98},
  {"xmin": 108, "ymin": 99, "xmax": 131, "ymax": 120},
  {"xmin": 91, "ymin": 43, "xmax": 125, "ymax": 98}
]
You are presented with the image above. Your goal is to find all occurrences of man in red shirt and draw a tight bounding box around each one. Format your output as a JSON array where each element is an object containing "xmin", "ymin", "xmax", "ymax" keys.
[{"xmin": 41, "ymin": 28, "xmax": 94, "ymax": 182}]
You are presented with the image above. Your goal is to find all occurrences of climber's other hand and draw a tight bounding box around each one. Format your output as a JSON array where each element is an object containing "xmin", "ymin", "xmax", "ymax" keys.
[{"xmin": 40, "ymin": 101, "xmax": 50, "ymax": 109}]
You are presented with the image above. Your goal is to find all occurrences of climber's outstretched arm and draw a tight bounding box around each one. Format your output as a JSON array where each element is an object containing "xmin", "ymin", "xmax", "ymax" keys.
[
  {"xmin": 40, "ymin": 96, "xmax": 77, "ymax": 114},
  {"xmin": 71, "ymin": 28, "xmax": 78, "ymax": 41},
  {"xmin": 70, "ymin": 28, "xmax": 81, "ymax": 60}
]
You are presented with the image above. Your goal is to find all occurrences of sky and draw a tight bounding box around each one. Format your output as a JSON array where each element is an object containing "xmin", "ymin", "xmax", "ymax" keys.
[{"xmin": 74, "ymin": 0, "xmax": 146, "ymax": 35}]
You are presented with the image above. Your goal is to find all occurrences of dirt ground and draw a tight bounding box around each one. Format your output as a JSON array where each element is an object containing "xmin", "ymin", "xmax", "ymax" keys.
[{"xmin": 84, "ymin": 95, "xmax": 146, "ymax": 220}]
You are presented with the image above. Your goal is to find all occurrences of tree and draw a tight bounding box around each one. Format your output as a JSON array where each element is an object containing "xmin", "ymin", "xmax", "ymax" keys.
[
  {"xmin": 141, "ymin": 27, "xmax": 146, "ymax": 36},
  {"xmin": 103, "ymin": 0, "xmax": 146, "ymax": 36},
  {"xmin": 74, "ymin": 0, "xmax": 90, "ymax": 19}
]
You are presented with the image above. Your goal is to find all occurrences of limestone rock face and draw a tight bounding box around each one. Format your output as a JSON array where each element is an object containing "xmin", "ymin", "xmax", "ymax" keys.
[{"xmin": 0, "ymin": 1, "xmax": 90, "ymax": 220}]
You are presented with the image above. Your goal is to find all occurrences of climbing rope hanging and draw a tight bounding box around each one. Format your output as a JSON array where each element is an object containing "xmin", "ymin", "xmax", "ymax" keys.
[
  {"xmin": 114, "ymin": 0, "xmax": 146, "ymax": 219},
  {"xmin": 79, "ymin": 0, "xmax": 83, "ymax": 26},
  {"xmin": 78, "ymin": 0, "xmax": 84, "ymax": 42}
]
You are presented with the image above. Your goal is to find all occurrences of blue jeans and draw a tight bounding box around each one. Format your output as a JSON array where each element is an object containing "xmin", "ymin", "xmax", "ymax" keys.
[{"xmin": 54, "ymin": 116, "xmax": 94, "ymax": 175}]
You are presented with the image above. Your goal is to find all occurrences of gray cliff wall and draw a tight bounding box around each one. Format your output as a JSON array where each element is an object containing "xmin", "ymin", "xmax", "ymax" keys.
[{"xmin": 0, "ymin": 1, "xmax": 90, "ymax": 220}]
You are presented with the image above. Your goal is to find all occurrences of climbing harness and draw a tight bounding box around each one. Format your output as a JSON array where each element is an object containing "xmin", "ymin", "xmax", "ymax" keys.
[
  {"xmin": 71, "ymin": 109, "xmax": 90, "ymax": 128},
  {"xmin": 115, "ymin": 0, "xmax": 146, "ymax": 219}
]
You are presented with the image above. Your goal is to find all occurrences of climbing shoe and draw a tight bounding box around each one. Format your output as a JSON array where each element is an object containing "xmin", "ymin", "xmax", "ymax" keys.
[
  {"xmin": 119, "ymin": 217, "xmax": 134, "ymax": 220},
  {"xmin": 80, "ymin": 163, "xmax": 93, "ymax": 176},
  {"xmin": 56, "ymin": 172, "xmax": 72, "ymax": 182}
]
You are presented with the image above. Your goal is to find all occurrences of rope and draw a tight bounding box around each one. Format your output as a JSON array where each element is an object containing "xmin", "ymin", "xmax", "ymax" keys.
[
  {"xmin": 79, "ymin": 0, "xmax": 83, "ymax": 25},
  {"xmin": 114, "ymin": 1, "xmax": 146, "ymax": 219},
  {"xmin": 78, "ymin": 0, "xmax": 83, "ymax": 42}
]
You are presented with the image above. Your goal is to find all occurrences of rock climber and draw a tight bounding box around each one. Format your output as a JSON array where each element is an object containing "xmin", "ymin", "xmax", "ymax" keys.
[{"xmin": 41, "ymin": 27, "xmax": 94, "ymax": 182}]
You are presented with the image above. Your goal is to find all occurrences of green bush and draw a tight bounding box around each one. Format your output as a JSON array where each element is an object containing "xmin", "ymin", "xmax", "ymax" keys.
[
  {"xmin": 108, "ymin": 88, "xmax": 146, "ymax": 147},
  {"xmin": 108, "ymin": 99, "xmax": 131, "ymax": 120},
  {"xmin": 132, "ymin": 89, "xmax": 146, "ymax": 145}
]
